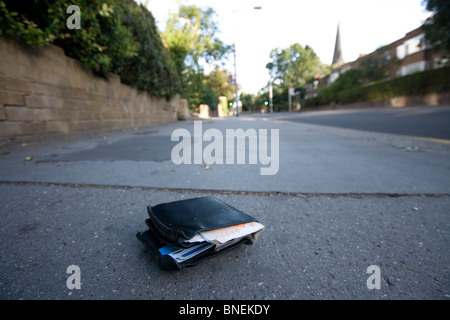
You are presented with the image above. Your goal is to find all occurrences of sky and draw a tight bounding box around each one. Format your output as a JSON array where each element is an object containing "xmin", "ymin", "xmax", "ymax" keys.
[{"xmin": 141, "ymin": 0, "xmax": 431, "ymax": 95}]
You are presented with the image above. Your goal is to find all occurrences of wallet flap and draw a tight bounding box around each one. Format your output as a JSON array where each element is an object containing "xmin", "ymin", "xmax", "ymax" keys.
[{"xmin": 147, "ymin": 197, "xmax": 256, "ymax": 244}]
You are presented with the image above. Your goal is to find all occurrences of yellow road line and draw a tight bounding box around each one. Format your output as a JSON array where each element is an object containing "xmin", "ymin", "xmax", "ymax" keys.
[{"xmin": 412, "ymin": 136, "xmax": 450, "ymax": 144}]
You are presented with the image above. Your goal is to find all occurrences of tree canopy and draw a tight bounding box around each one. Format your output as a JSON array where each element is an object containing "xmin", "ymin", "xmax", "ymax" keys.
[
  {"xmin": 422, "ymin": 0, "xmax": 450, "ymax": 62},
  {"xmin": 0, "ymin": 0, "xmax": 179, "ymax": 99},
  {"xmin": 163, "ymin": 5, "xmax": 231, "ymax": 74},
  {"xmin": 266, "ymin": 43, "xmax": 330, "ymax": 89},
  {"xmin": 162, "ymin": 5, "xmax": 233, "ymax": 110}
]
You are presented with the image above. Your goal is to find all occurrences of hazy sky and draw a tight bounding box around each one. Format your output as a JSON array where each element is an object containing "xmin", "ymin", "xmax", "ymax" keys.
[{"xmin": 142, "ymin": 0, "xmax": 431, "ymax": 94}]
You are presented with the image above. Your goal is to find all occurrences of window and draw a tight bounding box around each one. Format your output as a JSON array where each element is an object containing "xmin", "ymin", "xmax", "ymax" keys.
[
  {"xmin": 380, "ymin": 51, "xmax": 391, "ymax": 66},
  {"xmin": 329, "ymin": 72, "xmax": 339, "ymax": 84},
  {"xmin": 434, "ymin": 57, "xmax": 448, "ymax": 69},
  {"xmin": 396, "ymin": 45, "xmax": 406, "ymax": 59},
  {"xmin": 396, "ymin": 34, "xmax": 425, "ymax": 60},
  {"xmin": 399, "ymin": 61, "xmax": 426, "ymax": 76}
]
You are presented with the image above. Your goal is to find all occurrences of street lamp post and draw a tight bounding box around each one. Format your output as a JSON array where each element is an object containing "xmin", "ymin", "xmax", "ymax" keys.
[
  {"xmin": 232, "ymin": 6, "xmax": 262, "ymax": 117},
  {"xmin": 269, "ymin": 83, "xmax": 273, "ymax": 113},
  {"xmin": 233, "ymin": 42, "xmax": 240, "ymax": 117}
]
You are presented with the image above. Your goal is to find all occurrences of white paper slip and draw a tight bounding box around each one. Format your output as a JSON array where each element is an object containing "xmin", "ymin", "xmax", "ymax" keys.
[
  {"xmin": 184, "ymin": 233, "xmax": 205, "ymax": 244},
  {"xmin": 200, "ymin": 222, "xmax": 265, "ymax": 244}
]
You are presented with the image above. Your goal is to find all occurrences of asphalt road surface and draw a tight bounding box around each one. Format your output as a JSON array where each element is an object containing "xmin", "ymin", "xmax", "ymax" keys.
[{"xmin": 283, "ymin": 106, "xmax": 450, "ymax": 140}]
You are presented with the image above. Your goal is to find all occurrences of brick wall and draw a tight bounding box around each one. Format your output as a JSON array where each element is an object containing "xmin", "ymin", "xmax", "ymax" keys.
[{"xmin": 0, "ymin": 37, "xmax": 187, "ymax": 144}]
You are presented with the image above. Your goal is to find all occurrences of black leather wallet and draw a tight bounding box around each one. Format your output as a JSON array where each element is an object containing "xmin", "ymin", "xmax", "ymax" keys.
[{"xmin": 136, "ymin": 197, "xmax": 263, "ymax": 271}]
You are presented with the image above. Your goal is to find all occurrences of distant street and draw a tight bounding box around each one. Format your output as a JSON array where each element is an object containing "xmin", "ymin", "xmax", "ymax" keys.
[{"xmin": 283, "ymin": 106, "xmax": 450, "ymax": 140}]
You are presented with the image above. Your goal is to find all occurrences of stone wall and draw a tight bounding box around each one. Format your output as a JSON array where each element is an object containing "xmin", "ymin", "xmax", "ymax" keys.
[{"xmin": 0, "ymin": 37, "xmax": 187, "ymax": 144}]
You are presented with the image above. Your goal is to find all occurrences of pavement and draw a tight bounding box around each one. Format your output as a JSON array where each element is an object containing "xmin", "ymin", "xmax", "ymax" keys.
[{"xmin": 0, "ymin": 107, "xmax": 449, "ymax": 300}]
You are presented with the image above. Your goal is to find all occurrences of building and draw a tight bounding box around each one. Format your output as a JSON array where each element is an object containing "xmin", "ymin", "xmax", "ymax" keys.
[{"xmin": 304, "ymin": 25, "xmax": 445, "ymax": 100}]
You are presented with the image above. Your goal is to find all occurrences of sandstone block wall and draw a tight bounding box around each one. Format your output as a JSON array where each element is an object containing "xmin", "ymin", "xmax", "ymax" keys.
[{"xmin": 0, "ymin": 37, "xmax": 186, "ymax": 144}]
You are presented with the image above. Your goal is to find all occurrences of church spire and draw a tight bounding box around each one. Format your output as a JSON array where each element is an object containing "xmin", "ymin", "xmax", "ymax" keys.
[{"xmin": 332, "ymin": 23, "xmax": 344, "ymax": 67}]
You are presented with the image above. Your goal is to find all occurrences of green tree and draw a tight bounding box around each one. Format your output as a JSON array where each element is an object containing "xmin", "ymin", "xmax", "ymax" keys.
[
  {"xmin": 163, "ymin": 5, "xmax": 230, "ymax": 74},
  {"xmin": 332, "ymin": 69, "xmax": 363, "ymax": 90},
  {"xmin": 184, "ymin": 70, "xmax": 218, "ymax": 111},
  {"xmin": 0, "ymin": 0, "xmax": 139, "ymax": 77},
  {"xmin": 162, "ymin": 5, "xmax": 231, "ymax": 109},
  {"xmin": 118, "ymin": 0, "xmax": 178, "ymax": 98},
  {"xmin": 0, "ymin": 0, "xmax": 179, "ymax": 99},
  {"xmin": 266, "ymin": 43, "xmax": 330, "ymax": 89},
  {"xmin": 422, "ymin": 0, "xmax": 450, "ymax": 62},
  {"xmin": 318, "ymin": 69, "xmax": 363, "ymax": 103},
  {"xmin": 240, "ymin": 93, "xmax": 256, "ymax": 112},
  {"xmin": 357, "ymin": 46, "xmax": 399, "ymax": 83},
  {"xmin": 205, "ymin": 67, "xmax": 235, "ymax": 101}
]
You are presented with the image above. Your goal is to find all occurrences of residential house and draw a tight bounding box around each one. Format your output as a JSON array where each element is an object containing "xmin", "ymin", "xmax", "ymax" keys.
[{"xmin": 304, "ymin": 25, "xmax": 445, "ymax": 100}]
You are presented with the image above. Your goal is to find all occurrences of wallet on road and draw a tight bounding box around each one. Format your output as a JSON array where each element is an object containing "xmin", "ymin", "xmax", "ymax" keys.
[{"xmin": 136, "ymin": 196, "xmax": 264, "ymax": 271}]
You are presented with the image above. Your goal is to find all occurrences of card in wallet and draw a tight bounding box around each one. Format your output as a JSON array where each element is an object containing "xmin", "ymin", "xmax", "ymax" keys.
[{"xmin": 136, "ymin": 196, "xmax": 264, "ymax": 271}]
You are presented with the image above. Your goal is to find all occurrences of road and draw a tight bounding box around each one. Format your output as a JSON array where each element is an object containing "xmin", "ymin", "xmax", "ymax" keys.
[
  {"xmin": 0, "ymin": 106, "xmax": 449, "ymax": 302},
  {"xmin": 284, "ymin": 106, "xmax": 450, "ymax": 140}
]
